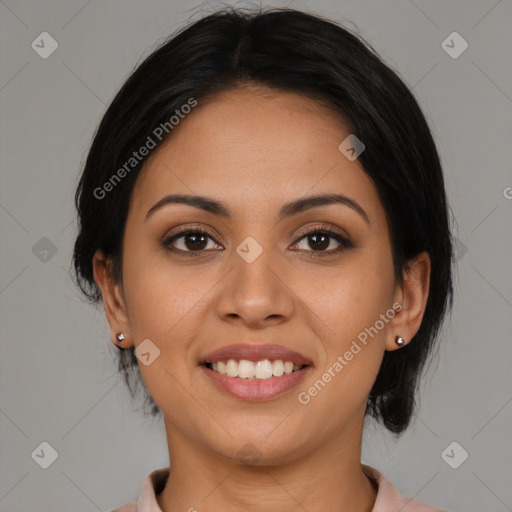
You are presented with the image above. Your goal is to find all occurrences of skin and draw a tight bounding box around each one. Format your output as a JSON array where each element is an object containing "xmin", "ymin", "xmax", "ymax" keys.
[{"xmin": 93, "ymin": 86, "xmax": 430, "ymax": 512}]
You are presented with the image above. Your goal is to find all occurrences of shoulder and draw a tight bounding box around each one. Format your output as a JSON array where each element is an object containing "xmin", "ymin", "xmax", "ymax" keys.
[
  {"xmin": 362, "ymin": 464, "xmax": 448, "ymax": 512},
  {"xmin": 110, "ymin": 502, "xmax": 137, "ymax": 512},
  {"xmin": 398, "ymin": 495, "xmax": 448, "ymax": 511},
  {"xmin": 110, "ymin": 467, "xmax": 169, "ymax": 512}
]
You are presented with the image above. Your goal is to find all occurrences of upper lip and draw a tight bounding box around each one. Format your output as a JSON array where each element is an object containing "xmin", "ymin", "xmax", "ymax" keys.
[{"xmin": 199, "ymin": 344, "xmax": 313, "ymax": 366}]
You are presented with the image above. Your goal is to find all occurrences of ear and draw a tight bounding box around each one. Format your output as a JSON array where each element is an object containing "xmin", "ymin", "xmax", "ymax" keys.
[
  {"xmin": 92, "ymin": 249, "xmax": 133, "ymax": 349},
  {"xmin": 386, "ymin": 251, "xmax": 431, "ymax": 351}
]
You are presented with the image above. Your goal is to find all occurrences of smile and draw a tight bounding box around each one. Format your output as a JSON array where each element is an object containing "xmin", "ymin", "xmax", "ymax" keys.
[
  {"xmin": 205, "ymin": 358, "xmax": 305, "ymax": 379},
  {"xmin": 198, "ymin": 344, "xmax": 313, "ymax": 401}
]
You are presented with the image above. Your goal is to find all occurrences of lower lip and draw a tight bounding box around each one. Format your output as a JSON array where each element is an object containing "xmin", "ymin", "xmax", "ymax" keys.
[{"xmin": 200, "ymin": 365, "xmax": 311, "ymax": 401}]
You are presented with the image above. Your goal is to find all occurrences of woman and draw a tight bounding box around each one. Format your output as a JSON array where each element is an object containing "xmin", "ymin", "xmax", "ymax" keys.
[{"xmin": 72, "ymin": 7, "xmax": 453, "ymax": 511}]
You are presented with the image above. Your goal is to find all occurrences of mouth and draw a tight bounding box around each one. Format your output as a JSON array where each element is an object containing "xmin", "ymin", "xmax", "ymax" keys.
[
  {"xmin": 198, "ymin": 344, "xmax": 313, "ymax": 401},
  {"xmin": 202, "ymin": 359, "xmax": 307, "ymax": 380}
]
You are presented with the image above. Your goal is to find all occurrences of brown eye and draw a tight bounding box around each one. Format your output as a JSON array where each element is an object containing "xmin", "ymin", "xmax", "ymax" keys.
[
  {"xmin": 292, "ymin": 228, "xmax": 352, "ymax": 256},
  {"xmin": 162, "ymin": 228, "xmax": 222, "ymax": 255}
]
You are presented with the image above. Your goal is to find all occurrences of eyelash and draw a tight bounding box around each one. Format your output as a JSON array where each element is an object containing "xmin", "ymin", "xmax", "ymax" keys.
[{"xmin": 161, "ymin": 224, "xmax": 352, "ymax": 259}]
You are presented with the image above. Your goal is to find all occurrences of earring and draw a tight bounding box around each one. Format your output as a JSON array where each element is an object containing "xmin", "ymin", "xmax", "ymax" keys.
[
  {"xmin": 395, "ymin": 336, "xmax": 405, "ymax": 346},
  {"xmin": 116, "ymin": 333, "xmax": 125, "ymax": 342}
]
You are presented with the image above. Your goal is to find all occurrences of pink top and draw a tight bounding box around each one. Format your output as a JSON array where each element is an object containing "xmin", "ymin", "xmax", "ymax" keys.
[{"xmin": 111, "ymin": 464, "xmax": 447, "ymax": 511}]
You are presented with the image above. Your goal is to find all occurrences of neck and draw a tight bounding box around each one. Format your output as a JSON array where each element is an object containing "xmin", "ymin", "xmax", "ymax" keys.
[{"xmin": 156, "ymin": 415, "xmax": 377, "ymax": 512}]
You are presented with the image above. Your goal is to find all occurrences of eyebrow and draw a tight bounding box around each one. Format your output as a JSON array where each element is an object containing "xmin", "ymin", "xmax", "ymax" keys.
[{"xmin": 145, "ymin": 193, "xmax": 370, "ymax": 225}]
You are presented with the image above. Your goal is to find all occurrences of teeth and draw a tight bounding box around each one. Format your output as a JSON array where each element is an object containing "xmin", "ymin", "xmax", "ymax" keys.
[
  {"xmin": 208, "ymin": 358, "xmax": 304, "ymax": 380},
  {"xmin": 226, "ymin": 359, "xmax": 238, "ymax": 378},
  {"xmin": 239, "ymin": 359, "xmax": 255, "ymax": 379},
  {"xmin": 271, "ymin": 359, "xmax": 284, "ymax": 376},
  {"xmin": 255, "ymin": 359, "xmax": 273, "ymax": 379}
]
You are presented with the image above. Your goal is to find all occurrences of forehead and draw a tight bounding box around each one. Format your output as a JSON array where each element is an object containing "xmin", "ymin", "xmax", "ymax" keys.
[{"xmin": 129, "ymin": 87, "xmax": 384, "ymax": 227}]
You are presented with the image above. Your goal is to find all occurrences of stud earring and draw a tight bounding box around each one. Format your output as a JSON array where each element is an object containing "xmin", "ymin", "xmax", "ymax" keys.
[
  {"xmin": 395, "ymin": 336, "xmax": 405, "ymax": 346},
  {"xmin": 116, "ymin": 333, "xmax": 125, "ymax": 342}
]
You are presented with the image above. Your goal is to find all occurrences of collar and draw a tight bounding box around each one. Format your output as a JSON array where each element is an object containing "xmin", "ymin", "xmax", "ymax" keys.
[{"xmin": 125, "ymin": 464, "xmax": 444, "ymax": 512}]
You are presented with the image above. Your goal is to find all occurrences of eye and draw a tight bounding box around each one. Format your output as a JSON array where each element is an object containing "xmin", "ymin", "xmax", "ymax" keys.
[
  {"xmin": 162, "ymin": 227, "xmax": 223, "ymax": 256},
  {"xmin": 291, "ymin": 226, "xmax": 352, "ymax": 257},
  {"xmin": 161, "ymin": 224, "xmax": 352, "ymax": 258}
]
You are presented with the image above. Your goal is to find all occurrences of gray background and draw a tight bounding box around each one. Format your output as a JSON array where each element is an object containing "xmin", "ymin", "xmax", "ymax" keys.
[{"xmin": 0, "ymin": 0, "xmax": 511, "ymax": 511}]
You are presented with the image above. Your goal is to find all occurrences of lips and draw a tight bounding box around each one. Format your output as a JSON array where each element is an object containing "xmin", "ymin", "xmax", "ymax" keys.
[{"xmin": 198, "ymin": 344, "xmax": 313, "ymax": 401}]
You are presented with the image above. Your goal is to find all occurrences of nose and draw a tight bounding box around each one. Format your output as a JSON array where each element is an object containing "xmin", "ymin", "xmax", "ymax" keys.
[{"xmin": 214, "ymin": 244, "xmax": 295, "ymax": 329}]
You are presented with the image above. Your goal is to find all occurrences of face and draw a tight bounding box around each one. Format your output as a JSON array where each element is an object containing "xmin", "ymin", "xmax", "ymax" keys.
[{"xmin": 96, "ymin": 86, "xmax": 422, "ymax": 465}]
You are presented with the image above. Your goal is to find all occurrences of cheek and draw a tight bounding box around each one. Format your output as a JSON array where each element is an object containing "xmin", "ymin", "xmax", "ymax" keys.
[
  {"xmin": 304, "ymin": 248, "xmax": 395, "ymax": 344},
  {"xmin": 121, "ymin": 239, "xmax": 208, "ymax": 349},
  {"xmin": 121, "ymin": 246, "xmax": 211, "ymax": 413},
  {"xmin": 295, "ymin": 249, "xmax": 394, "ymax": 407}
]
